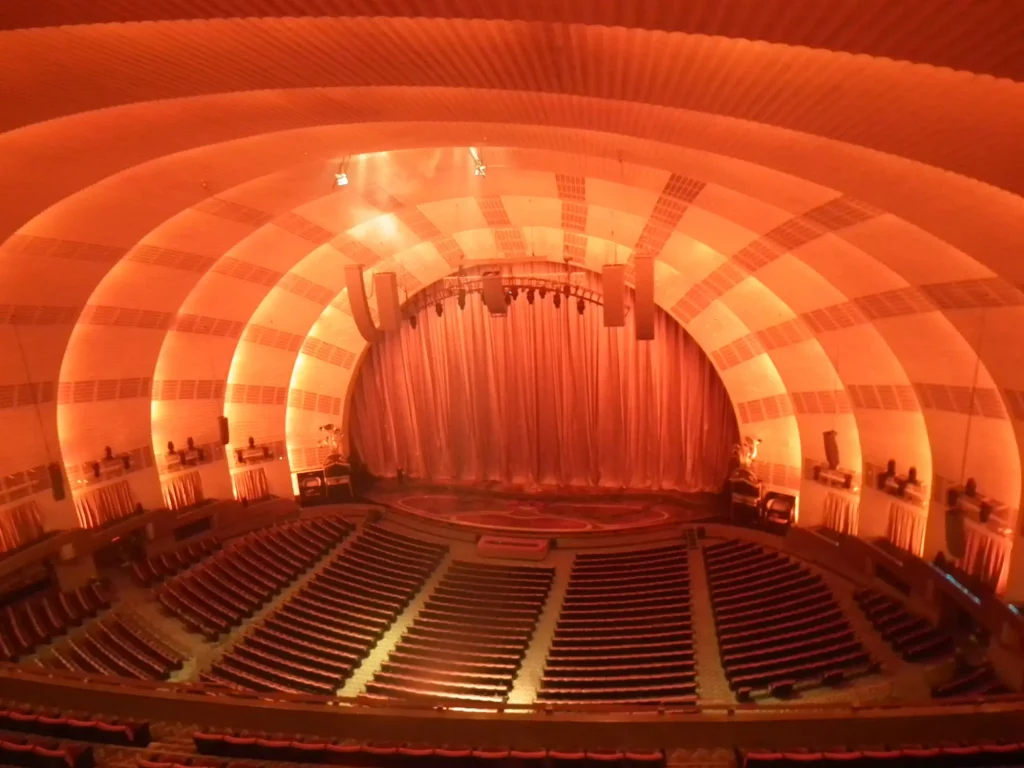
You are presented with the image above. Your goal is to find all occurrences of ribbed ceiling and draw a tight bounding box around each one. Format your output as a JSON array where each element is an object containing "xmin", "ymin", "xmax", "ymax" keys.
[{"xmin": 1, "ymin": 1, "xmax": 1022, "ymax": 584}]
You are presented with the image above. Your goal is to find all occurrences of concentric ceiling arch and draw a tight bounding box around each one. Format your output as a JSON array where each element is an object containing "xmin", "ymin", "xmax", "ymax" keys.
[{"xmin": 2, "ymin": 3, "xmax": 1023, "ymax": 595}]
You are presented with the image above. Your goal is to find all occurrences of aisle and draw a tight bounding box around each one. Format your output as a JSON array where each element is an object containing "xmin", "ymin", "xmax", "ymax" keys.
[{"xmin": 688, "ymin": 547, "xmax": 734, "ymax": 704}]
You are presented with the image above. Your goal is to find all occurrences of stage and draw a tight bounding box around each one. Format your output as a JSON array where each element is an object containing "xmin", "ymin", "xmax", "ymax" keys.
[{"xmin": 364, "ymin": 482, "xmax": 720, "ymax": 534}]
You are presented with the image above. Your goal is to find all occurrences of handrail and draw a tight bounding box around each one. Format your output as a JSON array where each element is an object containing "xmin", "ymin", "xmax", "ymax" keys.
[{"xmin": 3, "ymin": 662, "xmax": 1022, "ymax": 719}]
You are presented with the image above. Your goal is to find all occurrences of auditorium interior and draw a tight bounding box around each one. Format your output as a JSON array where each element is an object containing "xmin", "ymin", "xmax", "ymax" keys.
[{"xmin": 2, "ymin": 2, "xmax": 1024, "ymax": 767}]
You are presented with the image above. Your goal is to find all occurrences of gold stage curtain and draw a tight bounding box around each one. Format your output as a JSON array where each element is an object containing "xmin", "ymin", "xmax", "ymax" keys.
[
  {"xmin": 0, "ymin": 500, "xmax": 45, "ymax": 553},
  {"xmin": 232, "ymin": 467, "xmax": 269, "ymax": 502},
  {"xmin": 351, "ymin": 266, "xmax": 738, "ymax": 491},
  {"xmin": 161, "ymin": 471, "xmax": 204, "ymax": 511},
  {"xmin": 74, "ymin": 479, "xmax": 137, "ymax": 528}
]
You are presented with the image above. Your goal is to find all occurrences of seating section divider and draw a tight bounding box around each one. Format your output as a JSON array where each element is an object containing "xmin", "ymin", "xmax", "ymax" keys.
[
  {"xmin": 741, "ymin": 742, "xmax": 1024, "ymax": 767},
  {"xmin": 931, "ymin": 663, "xmax": 1010, "ymax": 698},
  {"xmin": 0, "ymin": 707, "xmax": 150, "ymax": 746},
  {"xmin": 853, "ymin": 588, "xmax": 954, "ymax": 663},
  {"xmin": 704, "ymin": 540, "xmax": 873, "ymax": 698},
  {"xmin": 1, "ymin": 581, "xmax": 110, "ymax": 662},
  {"xmin": 191, "ymin": 731, "xmax": 666, "ymax": 767},
  {"xmin": 365, "ymin": 561, "xmax": 554, "ymax": 703},
  {"xmin": 158, "ymin": 516, "xmax": 347, "ymax": 640},
  {"xmin": 132, "ymin": 538, "xmax": 221, "ymax": 587},
  {"xmin": 537, "ymin": 545, "xmax": 698, "ymax": 706},
  {"xmin": 204, "ymin": 525, "xmax": 447, "ymax": 695},
  {"xmin": 41, "ymin": 613, "xmax": 186, "ymax": 680}
]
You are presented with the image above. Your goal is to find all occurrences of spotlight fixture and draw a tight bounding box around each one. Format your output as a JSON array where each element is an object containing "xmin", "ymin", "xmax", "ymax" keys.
[
  {"xmin": 577, "ymin": 297, "xmax": 586, "ymax": 315},
  {"xmin": 510, "ymin": 286, "xmax": 519, "ymax": 301},
  {"xmin": 409, "ymin": 314, "xmax": 418, "ymax": 329},
  {"xmin": 334, "ymin": 157, "xmax": 351, "ymax": 188},
  {"xmin": 435, "ymin": 301, "xmax": 444, "ymax": 317},
  {"xmin": 504, "ymin": 292, "xmax": 512, "ymax": 306},
  {"xmin": 457, "ymin": 288, "xmax": 466, "ymax": 310},
  {"xmin": 563, "ymin": 282, "xmax": 571, "ymax": 297},
  {"xmin": 526, "ymin": 288, "xmax": 535, "ymax": 305},
  {"xmin": 553, "ymin": 293, "xmax": 562, "ymax": 309},
  {"xmin": 538, "ymin": 287, "xmax": 547, "ymax": 299},
  {"xmin": 469, "ymin": 146, "xmax": 487, "ymax": 177}
]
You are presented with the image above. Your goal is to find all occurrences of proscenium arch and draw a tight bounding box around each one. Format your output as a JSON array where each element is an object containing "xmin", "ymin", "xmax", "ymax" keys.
[
  {"xmin": 0, "ymin": 6, "xmax": 1020, "ymax": 567},
  {"xmin": 36, "ymin": 121, "xmax": 1011, "ymax": 536}
]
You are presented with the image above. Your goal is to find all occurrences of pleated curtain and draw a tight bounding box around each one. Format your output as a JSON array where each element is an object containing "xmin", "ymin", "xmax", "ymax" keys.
[
  {"xmin": 232, "ymin": 467, "xmax": 270, "ymax": 502},
  {"xmin": 73, "ymin": 480, "xmax": 137, "ymax": 529},
  {"xmin": 822, "ymin": 492, "xmax": 857, "ymax": 535},
  {"xmin": 885, "ymin": 501, "xmax": 926, "ymax": 556},
  {"xmin": 955, "ymin": 520, "xmax": 1011, "ymax": 594},
  {"xmin": 0, "ymin": 500, "xmax": 45, "ymax": 553},
  {"xmin": 351, "ymin": 267, "xmax": 738, "ymax": 491},
  {"xmin": 161, "ymin": 471, "xmax": 205, "ymax": 511}
]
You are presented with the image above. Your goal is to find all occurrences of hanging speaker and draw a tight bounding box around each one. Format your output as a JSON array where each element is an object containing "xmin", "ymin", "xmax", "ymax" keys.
[
  {"xmin": 218, "ymin": 416, "xmax": 230, "ymax": 446},
  {"xmin": 633, "ymin": 255, "xmax": 654, "ymax": 340},
  {"xmin": 481, "ymin": 274, "xmax": 507, "ymax": 315},
  {"xmin": 602, "ymin": 264, "xmax": 627, "ymax": 328},
  {"xmin": 344, "ymin": 264, "xmax": 380, "ymax": 342},
  {"xmin": 823, "ymin": 430, "xmax": 840, "ymax": 470},
  {"xmin": 374, "ymin": 272, "xmax": 402, "ymax": 332},
  {"xmin": 49, "ymin": 462, "xmax": 65, "ymax": 501}
]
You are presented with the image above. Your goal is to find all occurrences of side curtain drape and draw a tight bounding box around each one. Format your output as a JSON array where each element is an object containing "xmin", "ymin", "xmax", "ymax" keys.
[
  {"xmin": 233, "ymin": 468, "xmax": 270, "ymax": 502},
  {"xmin": 955, "ymin": 520, "xmax": 1011, "ymax": 594},
  {"xmin": 351, "ymin": 267, "xmax": 738, "ymax": 491},
  {"xmin": 0, "ymin": 500, "xmax": 45, "ymax": 553},
  {"xmin": 74, "ymin": 480, "xmax": 137, "ymax": 529},
  {"xmin": 822, "ymin": 492, "xmax": 856, "ymax": 535},
  {"xmin": 885, "ymin": 501, "xmax": 926, "ymax": 556},
  {"xmin": 162, "ymin": 471, "xmax": 205, "ymax": 511}
]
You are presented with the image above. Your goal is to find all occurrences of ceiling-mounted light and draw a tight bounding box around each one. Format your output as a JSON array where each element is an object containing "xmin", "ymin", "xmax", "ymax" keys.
[
  {"xmin": 334, "ymin": 157, "xmax": 351, "ymax": 189},
  {"xmin": 435, "ymin": 301, "xmax": 444, "ymax": 317},
  {"xmin": 457, "ymin": 288, "xmax": 466, "ymax": 310},
  {"xmin": 526, "ymin": 288, "xmax": 535, "ymax": 305},
  {"xmin": 577, "ymin": 298, "xmax": 586, "ymax": 315},
  {"xmin": 510, "ymin": 287, "xmax": 519, "ymax": 301},
  {"xmin": 538, "ymin": 287, "xmax": 547, "ymax": 299},
  {"xmin": 409, "ymin": 314, "xmax": 418, "ymax": 330},
  {"xmin": 470, "ymin": 146, "xmax": 487, "ymax": 177},
  {"xmin": 553, "ymin": 293, "xmax": 561, "ymax": 309}
]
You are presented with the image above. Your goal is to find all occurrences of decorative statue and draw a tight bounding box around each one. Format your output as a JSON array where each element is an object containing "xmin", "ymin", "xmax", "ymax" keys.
[{"xmin": 734, "ymin": 436, "xmax": 761, "ymax": 469}]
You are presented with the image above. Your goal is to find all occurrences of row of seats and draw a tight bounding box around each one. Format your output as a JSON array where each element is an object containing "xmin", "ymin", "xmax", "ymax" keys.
[
  {"xmin": 158, "ymin": 517, "xmax": 346, "ymax": 640},
  {"xmin": 932, "ymin": 663, "xmax": 1010, "ymax": 699},
  {"xmin": 704, "ymin": 540, "xmax": 872, "ymax": 697},
  {"xmin": 204, "ymin": 525, "xmax": 446, "ymax": 695},
  {"xmin": 0, "ymin": 736, "xmax": 93, "ymax": 768},
  {"xmin": 132, "ymin": 538, "xmax": 220, "ymax": 587},
  {"xmin": 741, "ymin": 742, "xmax": 1024, "ymax": 767},
  {"xmin": 43, "ymin": 613, "xmax": 185, "ymax": 680},
  {"xmin": 366, "ymin": 561, "xmax": 554, "ymax": 704},
  {"xmin": 192, "ymin": 732, "xmax": 666, "ymax": 767},
  {"xmin": 0, "ymin": 708, "xmax": 150, "ymax": 746},
  {"xmin": 853, "ymin": 588, "xmax": 954, "ymax": 663},
  {"xmin": 1, "ymin": 582, "xmax": 110, "ymax": 661},
  {"xmin": 538, "ymin": 545, "xmax": 697, "ymax": 706}
]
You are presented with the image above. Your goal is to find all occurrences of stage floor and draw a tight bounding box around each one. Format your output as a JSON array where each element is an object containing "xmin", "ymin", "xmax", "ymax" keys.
[{"xmin": 366, "ymin": 484, "xmax": 718, "ymax": 534}]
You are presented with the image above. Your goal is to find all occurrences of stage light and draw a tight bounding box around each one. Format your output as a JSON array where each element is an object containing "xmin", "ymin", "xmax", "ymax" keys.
[
  {"xmin": 553, "ymin": 293, "xmax": 561, "ymax": 309},
  {"xmin": 563, "ymin": 283, "xmax": 571, "ymax": 297},
  {"xmin": 577, "ymin": 298, "xmax": 585, "ymax": 315},
  {"xmin": 457, "ymin": 288, "xmax": 466, "ymax": 310},
  {"xmin": 538, "ymin": 287, "xmax": 547, "ymax": 299},
  {"xmin": 526, "ymin": 288, "xmax": 535, "ymax": 305},
  {"xmin": 435, "ymin": 301, "xmax": 443, "ymax": 317},
  {"xmin": 334, "ymin": 172, "xmax": 349, "ymax": 187},
  {"xmin": 510, "ymin": 287, "xmax": 519, "ymax": 301},
  {"xmin": 409, "ymin": 314, "xmax": 418, "ymax": 329},
  {"xmin": 504, "ymin": 292, "xmax": 512, "ymax": 306}
]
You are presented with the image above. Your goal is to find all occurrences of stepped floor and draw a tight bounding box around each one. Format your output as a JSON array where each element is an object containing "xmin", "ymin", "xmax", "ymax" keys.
[{"xmin": 688, "ymin": 546, "xmax": 733, "ymax": 704}]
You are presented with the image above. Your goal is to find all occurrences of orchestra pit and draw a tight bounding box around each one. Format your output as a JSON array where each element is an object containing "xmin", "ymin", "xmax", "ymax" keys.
[{"xmin": 3, "ymin": 2, "xmax": 1024, "ymax": 766}]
